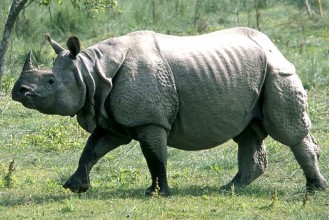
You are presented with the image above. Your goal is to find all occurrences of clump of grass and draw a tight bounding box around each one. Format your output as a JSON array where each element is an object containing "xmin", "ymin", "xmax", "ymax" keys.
[
  {"xmin": 151, "ymin": 177, "xmax": 161, "ymax": 197},
  {"xmin": 230, "ymin": 183, "xmax": 235, "ymax": 197},
  {"xmin": 269, "ymin": 188, "xmax": 278, "ymax": 208},
  {"xmin": 4, "ymin": 159, "xmax": 15, "ymax": 188},
  {"xmin": 261, "ymin": 188, "xmax": 278, "ymax": 210},
  {"xmin": 61, "ymin": 199, "xmax": 75, "ymax": 213},
  {"xmin": 302, "ymin": 192, "xmax": 309, "ymax": 207}
]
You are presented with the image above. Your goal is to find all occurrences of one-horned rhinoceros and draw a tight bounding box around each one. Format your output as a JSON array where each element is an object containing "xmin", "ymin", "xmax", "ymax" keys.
[{"xmin": 12, "ymin": 27, "xmax": 327, "ymax": 195}]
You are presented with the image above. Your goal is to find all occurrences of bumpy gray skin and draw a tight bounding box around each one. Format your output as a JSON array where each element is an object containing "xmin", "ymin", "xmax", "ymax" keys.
[{"xmin": 12, "ymin": 27, "xmax": 327, "ymax": 195}]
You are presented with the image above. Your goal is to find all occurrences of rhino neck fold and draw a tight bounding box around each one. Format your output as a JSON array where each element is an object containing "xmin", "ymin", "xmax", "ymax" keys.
[
  {"xmin": 75, "ymin": 45, "xmax": 127, "ymax": 132},
  {"xmin": 75, "ymin": 50, "xmax": 109, "ymax": 132}
]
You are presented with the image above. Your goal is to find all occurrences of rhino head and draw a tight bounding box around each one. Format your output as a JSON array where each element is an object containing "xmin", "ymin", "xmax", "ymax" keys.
[{"xmin": 12, "ymin": 36, "xmax": 87, "ymax": 116}]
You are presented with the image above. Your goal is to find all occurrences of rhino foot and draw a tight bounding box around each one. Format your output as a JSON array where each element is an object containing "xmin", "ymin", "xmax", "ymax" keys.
[
  {"xmin": 306, "ymin": 177, "xmax": 328, "ymax": 192},
  {"xmin": 63, "ymin": 173, "xmax": 90, "ymax": 193},
  {"xmin": 290, "ymin": 134, "xmax": 328, "ymax": 192},
  {"xmin": 145, "ymin": 185, "xmax": 170, "ymax": 197},
  {"xmin": 220, "ymin": 180, "xmax": 246, "ymax": 192}
]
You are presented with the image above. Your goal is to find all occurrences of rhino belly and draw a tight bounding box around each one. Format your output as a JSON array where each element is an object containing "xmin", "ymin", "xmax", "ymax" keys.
[
  {"xmin": 165, "ymin": 40, "xmax": 266, "ymax": 150},
  {"xmin": 167, "ymin": 98, "xmax": 256, "ymax": 150}
]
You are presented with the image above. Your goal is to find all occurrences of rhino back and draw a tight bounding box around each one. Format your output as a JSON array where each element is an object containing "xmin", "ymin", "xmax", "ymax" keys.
[{"xmin": 156, "ymin": 29, "xmax": 267, "ymax": 150}]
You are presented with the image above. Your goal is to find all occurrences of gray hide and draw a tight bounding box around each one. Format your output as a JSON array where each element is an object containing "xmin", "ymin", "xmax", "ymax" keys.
[{"xmin": 12, "ymin": 27, "xmax": 327, "ymax": 195}]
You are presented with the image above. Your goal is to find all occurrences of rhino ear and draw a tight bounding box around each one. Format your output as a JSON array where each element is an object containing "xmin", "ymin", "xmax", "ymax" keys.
[
  {"xmin": 45, "ymin": 33, "xmax": 65, "ymax": 54},
  {"xmin": 66, "ymin": 36, "xmax": 81, "ymax": 59},
  {"xmin": 22, "ymin": 51, "xmax": 35, "ymax": 72}
]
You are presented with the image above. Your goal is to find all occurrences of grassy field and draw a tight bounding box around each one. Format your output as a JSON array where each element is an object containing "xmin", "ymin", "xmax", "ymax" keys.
[
  {"xmin": 0, "ymin": 90, "xmax": 328, "ymax": 219},
  {"xmin": 1, "ymin": 0, "xmax": 329, "ymax": 219}
]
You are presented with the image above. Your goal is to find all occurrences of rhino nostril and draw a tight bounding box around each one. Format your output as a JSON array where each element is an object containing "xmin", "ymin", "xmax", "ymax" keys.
[{"xmin": 19, "ymin": 86, "xmax": 33, "ymax": 97}]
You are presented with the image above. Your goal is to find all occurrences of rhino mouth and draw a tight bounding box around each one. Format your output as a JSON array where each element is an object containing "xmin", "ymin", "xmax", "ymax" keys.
[
  {"xmin": 12, "ymin": 87, "xmax": 40, "ymax": 110},
  {"xmin": 12, "ymin": 84, "xmax": 34, "ymax": 100},
  {"xmin": 20, "ymin": 96, "xmax": 38, "ymax": 110},
  {"xmin": 22, "ymin": 101, "xmax": 37, "ymax": 109}
]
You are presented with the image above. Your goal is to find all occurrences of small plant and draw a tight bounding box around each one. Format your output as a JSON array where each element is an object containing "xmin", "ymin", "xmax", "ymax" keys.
[
  {"xmin": 230, "ymin": 183, "xmax": 235, "ymax": 197},
  {"xmin": 0, "ymin": 75, "xmax": 15, "ymax": 95},
  {"xmin": 209, "ymin": 163, "xmax": 222, "ymax": 173},
  {"xmin": 261, "ymin": 188, "xmax": 279, "ymax": 210},
  {"xmin": 4, "ymin": 159, "xmax": 15, "ymax": 188},
  {"xmin": 269, "ymin": 188, "xmax": 278, "ymax": 209},
  {"xmin": 302, "ymin": 192, "xmax": 309, "ymax": 208},
  {"xmin": 61, "ymin": 199, "xmax": 75, "ymax": 213},
  {"xmin": 111, "ymin": 167, "xmax": 139, "ymax": 188},
  {"xmin": 151, "ymin": 177, "xmax": 161, "ymax": 197}
]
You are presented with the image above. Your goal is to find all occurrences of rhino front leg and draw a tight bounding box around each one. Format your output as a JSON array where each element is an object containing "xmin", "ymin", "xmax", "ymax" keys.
[
  {"xmin": 136, "ymin": 125, "xmax": 170, "ymax": 196},
  {"xmin": 222, "ymin": 120, "xmax": 268, "ymax": 190},
  {"xmin": 63, "ymin": 126, "xmax": 131, "ymax": 193},
  {"xmin": 289, "ymin": 134, "xmax": 328, "ymax": 191}
]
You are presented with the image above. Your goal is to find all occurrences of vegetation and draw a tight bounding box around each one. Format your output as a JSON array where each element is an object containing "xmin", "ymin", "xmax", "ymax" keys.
[
  {"xmin": 0, "ymin": 0, "xmax": 117, "ymax": 84},
  {"xmin": 0, "ymin": 0, "xmax": 328, "ymax": 219}
]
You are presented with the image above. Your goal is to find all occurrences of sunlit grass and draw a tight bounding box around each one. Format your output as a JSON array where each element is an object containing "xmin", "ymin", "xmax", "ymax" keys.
[{"xmin": 1, "ymin": 87, "xmax": 328, "ymax": 219}]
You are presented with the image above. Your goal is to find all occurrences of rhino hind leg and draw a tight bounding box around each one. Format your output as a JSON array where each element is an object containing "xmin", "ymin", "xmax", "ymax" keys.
[
  {"xmin": 262, "ymin": 71, "xmax": 327, "ymax": 191},
  {"xmin": 222, "ymin": 120, "xmax": 268, "ymax": 190},
  {"xmin": 137, "ymin": 125, "xmax": 170, "ymax": 196},
  {"xmin": 289, "ymin": 134, "xmax": 328, "ymax": 191}
]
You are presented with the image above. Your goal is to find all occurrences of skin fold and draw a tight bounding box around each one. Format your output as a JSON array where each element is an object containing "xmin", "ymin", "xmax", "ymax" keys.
[{"xmin": 12, "ymin": 27, "xmax": 327, "ymax": 196}]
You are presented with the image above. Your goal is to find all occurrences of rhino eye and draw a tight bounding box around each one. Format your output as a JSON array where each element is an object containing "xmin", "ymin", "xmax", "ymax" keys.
[
  {"xmin": 44, "ymin": 76, "xmax": 56, "ymax": 91},
  {"xmin": 48, "ymin": 79, "xmax": 55, "ymax": 84}
]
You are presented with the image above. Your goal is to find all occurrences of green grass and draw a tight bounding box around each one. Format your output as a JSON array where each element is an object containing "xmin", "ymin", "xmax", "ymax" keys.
[
  {"xmin": 0, "ymin": 90, "xmax": 328, "ymax": 219},
  {"xmin": 0, "ymin": 0, "xmax": 329, "ymax": 219}
]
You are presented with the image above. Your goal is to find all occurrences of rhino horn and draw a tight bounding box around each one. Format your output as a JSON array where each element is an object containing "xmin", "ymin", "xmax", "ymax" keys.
[
  {"xmin": 45, "ymin": 33, "xmax": 65, "ymax": 54},
  {"xmin": 22, "ymin": 51, "xmax": 35, "ymax": 72}
]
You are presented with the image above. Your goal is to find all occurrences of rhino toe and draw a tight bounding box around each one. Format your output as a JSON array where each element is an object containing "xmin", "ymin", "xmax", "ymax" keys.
[
  {"xmin": 306, "ymin": 177, "xmax": 328, "ymax": 192},
  {"xmin": 63, "ymin": 175, "xmax": 89, "ymax": 193}
]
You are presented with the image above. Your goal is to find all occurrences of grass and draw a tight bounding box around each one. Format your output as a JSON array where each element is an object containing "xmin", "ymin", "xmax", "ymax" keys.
[
  {"xmin": 0, "ymin": 0, "xmax": 329, "ymax": 219},
  {"xmin": 0, "ymin": 90, "xmax": 328, "ymax": 219}
]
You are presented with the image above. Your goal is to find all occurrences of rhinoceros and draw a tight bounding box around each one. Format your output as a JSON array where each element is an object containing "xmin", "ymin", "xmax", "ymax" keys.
[{"xmin": 12, "ymin": 27, "xmax": 327, "ymax": 195}]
